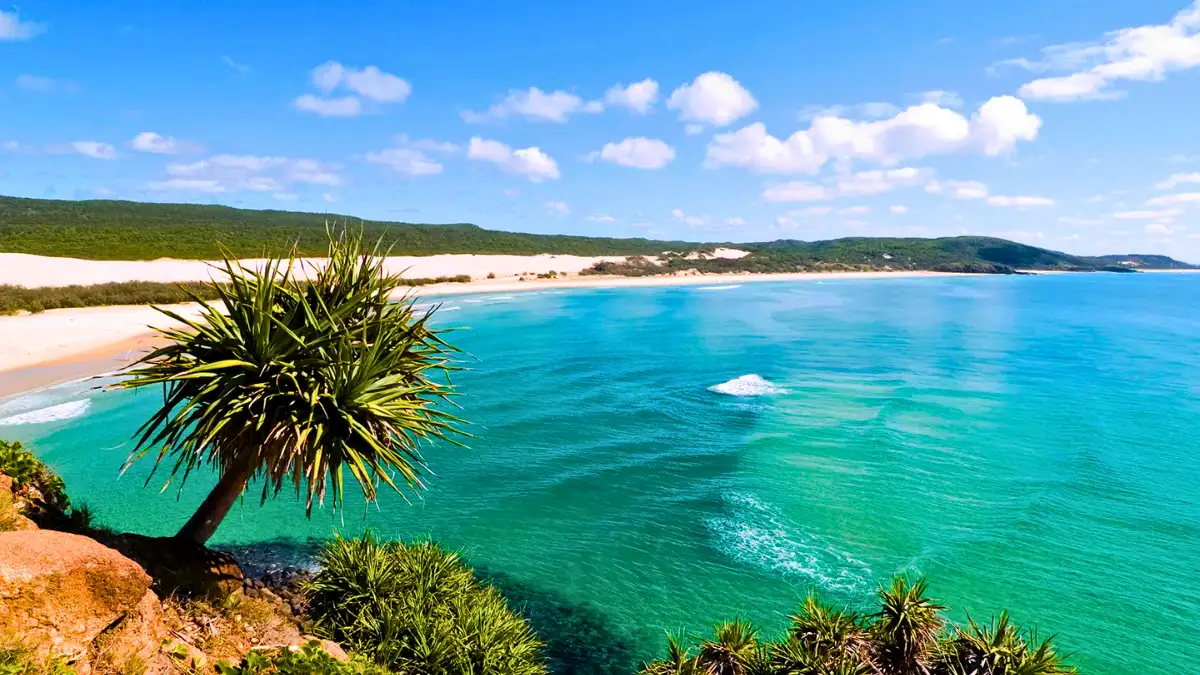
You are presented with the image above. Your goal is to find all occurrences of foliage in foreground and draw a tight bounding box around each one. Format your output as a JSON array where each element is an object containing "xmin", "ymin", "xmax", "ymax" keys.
[
  {"xmin": 0, "ymin": 636, "xmax": 75, "ymax": 675},
  {"xmin": 641, "ymin": 577, "xmax": 1075, "ymax": 675},
  {"xmin": 0, "ymin": 275, "xmax": 472, "ymax": 315},
  {"xmin": 215, "ymin": 641, "xmax": 387, "ymax": 675},
  {"xmin": 305, "ymin": 535, "xmax": 547, "ymax": 675},
  {"xmin": 117, "ymin": 229, "xmax": 465, "ymax": 544}
]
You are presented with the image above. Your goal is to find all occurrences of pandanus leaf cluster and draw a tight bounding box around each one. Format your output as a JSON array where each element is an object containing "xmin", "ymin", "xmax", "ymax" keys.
[
  {"xmin": 118, "ymin": 229, "xmax": 463, "ymax": 543},
  {"xmin": 640, "ymin": 577, "xmax": 1075, "ymax": 675}
]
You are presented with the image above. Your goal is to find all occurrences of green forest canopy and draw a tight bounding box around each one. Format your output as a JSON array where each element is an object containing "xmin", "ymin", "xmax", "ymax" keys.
[{"xmin": 0, "ymin": 195, "xmax": 1193, "ymax": 272}]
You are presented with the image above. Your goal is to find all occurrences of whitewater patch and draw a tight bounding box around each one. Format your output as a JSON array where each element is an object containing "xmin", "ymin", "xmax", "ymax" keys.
[
  {"xmin": 709, "ymin": 374, "xmax": 788, "ymax": 397},
  {"xmin": 696, "ymin": 285, "xmax": 742, "ymax": 291},
  {"xmin": 0, "ymin": 399, "xmax": 91, "ymax": 426},
  {"xmin": 706, "ymin": 491, "xmax": 871, "ymax": 593}
]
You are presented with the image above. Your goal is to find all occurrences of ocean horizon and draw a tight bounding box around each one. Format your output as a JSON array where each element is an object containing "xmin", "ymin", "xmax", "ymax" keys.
[{"xmin": 2, "ymin": 273, "xmax": 1197, "ymax": 674}]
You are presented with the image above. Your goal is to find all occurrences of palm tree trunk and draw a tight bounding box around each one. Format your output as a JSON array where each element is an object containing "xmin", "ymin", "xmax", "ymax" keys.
[{"xmin": 175, "ymin": 452, "xmax": 257, "ymax": 545}]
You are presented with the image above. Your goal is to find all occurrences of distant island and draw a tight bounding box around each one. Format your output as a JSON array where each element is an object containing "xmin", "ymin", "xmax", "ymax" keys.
[{"xmin": 0, "ymin": 195, "xmax": 1194, "ymax": 274}]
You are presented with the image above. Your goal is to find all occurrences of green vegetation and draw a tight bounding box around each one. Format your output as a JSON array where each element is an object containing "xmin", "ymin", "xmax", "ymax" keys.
[
  {"xmin": 640, "ymin": 577, "xmax": 1073, "ymax": 675},
  {"xmin": 305, "ymin": 535, "xmax": 546, "ymax": 675},
  {"xmin": 215, "ymin": 641, "xmax": 387, "ymax": 675},
  {"xmin": 0, "ymin": 196, "xmax": 696, "ymax": 260},
  {"xmin": 0, "ymin": 637, "xmax": 75, "ymax": 675},
  {"xmin": 117, "ymin": 230, "xmax": 464, "ymax": 544},
  {"xmin": 0, "ymin": 439, "xmax": 102, "ymax": 534},
  {"xmin": 0, "ymin": 275, "xmax": 471, "ymax": 316}
]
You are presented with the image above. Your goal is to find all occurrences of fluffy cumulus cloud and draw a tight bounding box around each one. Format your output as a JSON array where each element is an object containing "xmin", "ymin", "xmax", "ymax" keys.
[
  {"xmin": 1112, "ymin": 208, "xmax": 1183, "ymax": 220},
  {"xmin": 0, "ymin": 10, "xmax": 44, "ymax": 40},
  {"xmin": 467, "ymin": 137, "xmax": 560, "ymax": 182},
  {"xmin": 545, "ymin": 201, "xmax": 571, "ymax": 216},
  {"xmin": 667, "ymin": 72, "xmax": 758, "ymax": 131},
  {"xmin": 294, "ymin": 62, "xmax": 410, "ymax": 116},
  {"xmin": 1156, "ymin": 172, "xmax": 1200, "ymax": 189},
  {"xmin": 925, "ymin": 179, "xmax": 990, "ymax": 199},
  {"xmin": 890, "ymin": 205, "xmax": 909, "ymax": 214},
  {"xmin": 986, "ymin": 195, "xmax": 1056, "ymax": 207},
  {"xmin": 919, "ymin": 90, "xmax": 964, "ymax": 108},
  {"xmin": 129, "ymin": 132, "xmax": 202, "ymax": 155},
  {"xmin": 762, "ymin": 167, "xmax": 929, "ymax": 202},
  {"xmin": 671, "ymin": 208, "xmax": 708, "ymax": 226},
  {"xmin": 147, "ymin": 155, "xmax": 341, "ymax": 194},
  {"xmin": 70, "ymin": 141, "xmax": 117, "ymax": 160},
  {"xmin": 1016, "ymin": 2, "xmax": 1200, "ymax": 101},
  {"xmin": 604, "ymin": 79, "xmax": 659, "ymax": 114},
  {"xmin": 1146, "ymin": 192, "xmax": 1200, "ymax": 206},
  {"xmin": 707, "ymin": 97, "xmax": 1039, "ymax": 174},
  {"xmin": 463, "ymin": 87, "xmax": 602, "ymax": 123},
  {"xmin": 587, "ymin": 137, "xmax": 675, "ymax": 169},
  {"xmin": 365, "ymin": 135, "xmax": 459, "ymax": 176}
]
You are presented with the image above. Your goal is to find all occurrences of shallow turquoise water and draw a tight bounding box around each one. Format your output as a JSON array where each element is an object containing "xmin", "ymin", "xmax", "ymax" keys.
[{"xmin": 2, "ymin": 275, "xmax": 1198, "ymax": 673}]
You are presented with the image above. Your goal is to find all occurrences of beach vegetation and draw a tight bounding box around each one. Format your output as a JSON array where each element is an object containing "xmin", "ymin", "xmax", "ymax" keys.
[
  {"xmin": 0, "ymin": 636, "xmax": 76, "ymax": 675},
  {"xmin": 305, "ymin": 534, "xmax": 546, "ymax": 675},
  {"xmin": 116, "ymin": 229, "xmax": 464, "ymax": 544},
  {"xmin": 0, "ymin": 275, "xmax": 473, "ymax": 316},
  {"xmin": 639, "ymin": 576, "xmax": 1075, "ymax": 675},
  {"xmin": 215, "ymin": 640, "xmax": 388, "ymax": 675}
]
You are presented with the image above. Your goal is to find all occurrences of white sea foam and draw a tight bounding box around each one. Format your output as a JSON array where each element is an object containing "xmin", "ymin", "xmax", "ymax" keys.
[
  {"xmin": 696, "ymin": 285, "xmax": 742, "ymax": 291},
  {"xmin": 439, "ymin": 306, "xmax": 462, "ymax": 312},
  {"xmin": 706, "ymin": 491, "xmax": 870, "ymax": 593},
  {"xmin": 709, "ymin": 374, "xmax": 788, "ymax": 397},
  {"xmin": 464, "ymin": 299, "xmax": 483, "ymax": 303},
  {"xmin": 486, "ymin": 296, "xmax": 514, "ymax": 301},
  {"xmin": 0, "ymin": 399, "xmax": 91, "ymax": 426}
]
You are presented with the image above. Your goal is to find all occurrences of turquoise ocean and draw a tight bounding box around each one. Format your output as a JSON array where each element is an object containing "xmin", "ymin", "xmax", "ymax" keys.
[{"xmin": 1, "ymin": 274, "xmax": 1198, "ymax": 673}]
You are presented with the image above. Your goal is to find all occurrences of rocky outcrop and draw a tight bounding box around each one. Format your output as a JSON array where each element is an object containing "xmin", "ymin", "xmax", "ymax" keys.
[
  {"xmin": 0, "ymin": 530, "xmax": 171, "ymax": 674},
  {"xmin": 0, "ymin": 474, "xmax": 38, "ymax": 531}
]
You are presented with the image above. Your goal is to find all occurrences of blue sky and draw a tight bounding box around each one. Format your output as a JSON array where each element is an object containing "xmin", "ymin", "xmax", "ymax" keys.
[{"xmin": 3, "ymin": 1, "xmax": 1200, "ymax": 259}]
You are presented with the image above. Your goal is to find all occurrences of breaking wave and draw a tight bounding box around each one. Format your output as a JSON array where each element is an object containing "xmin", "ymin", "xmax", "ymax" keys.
[
  {"xmin": 709, "ymin": 374, "xmax": 788, "ymax": 397},
  {"xmin": 696, "ymin": 285, "xmax": 742, "ymax": 291},
  {"xmin": 0, "ymin": 399, "xmax": 92, "ymax": 426},
  {"xmin": 707, "ymin": 491, "xmax": 871, "ymax": 593}
]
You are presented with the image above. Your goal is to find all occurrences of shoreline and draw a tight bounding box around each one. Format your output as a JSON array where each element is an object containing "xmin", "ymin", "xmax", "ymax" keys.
[
  {"xmin": 3, "ymin": 266, "xmax": 1198, "ymax": 399},
  {"xmin": 0, "ymin": 270, "xmax": 958, "ymax": 396}
]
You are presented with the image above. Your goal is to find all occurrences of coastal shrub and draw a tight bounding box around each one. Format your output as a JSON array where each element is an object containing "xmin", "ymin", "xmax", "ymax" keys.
[
  {"xmin": 305, "ymin": 535, "xmax": 547, "ymax": 675},
  {"xmin": 0, "ymin": 439, "xmax": 104, "ymax": 535},
  {"xmin": 639, "ymin": 577, "xmax": 1075, "ymax": 675},
  {"xmin": 117, "ymin": 229, "xmax": 465, "ymax": 544},
  {"xmin": 215, "ymin": 641, "xmax": 387, "ymax": 675}
]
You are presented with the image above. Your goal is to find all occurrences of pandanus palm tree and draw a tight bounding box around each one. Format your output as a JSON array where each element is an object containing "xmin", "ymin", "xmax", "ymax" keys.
[{"xmin": 117, "ymin": 230, "xmax": 462, "ymax": 544}]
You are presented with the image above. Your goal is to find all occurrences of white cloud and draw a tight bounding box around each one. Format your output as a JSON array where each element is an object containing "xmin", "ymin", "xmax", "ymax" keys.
[
  {"xmin": 671, "ymin": 208, "xmax": 708, "ymax": 226},
  {"xmin": 294, "ymin": 94, "xmax": 363, "ymax": 117},
  {"xmin": 365, "ymin": 148, "xmax": 444, "ymax": 176},
  {"xmin": 724, "ymin": 217, "xmax": 747, "ymax": 226},
  {"xmin": 463, "ymin": 87, "xmax": 601, "ymax": 123},
  {"xmin": 604, "ymin": 79, "xmax": 659, "ymax": 114},
  {"xmin": 590, "ymin": 137, "xmax": 675, "ymax": 169},
  {"xmin": 799, "ymin": 102, "xmax": 901, "ymax": 121},
  {"xmin": 71, "ymin": 141, "xmax": 117, "ymax": 160},
  {"xmin": 919, "ymin": 90, "xmax": 964, "ymax": 108},
  {"xmin": 1017, "ymin": 2, "xmax": 1200, "ymax": 102},
  {"xmin": 1156, "ymin": 172, "xmax": 1200, "ymax": 189},
  {"xmin": 129, "ymin": 132, "xmax": 202, "ymax": 155},
  {"xmin": 762, "ymin": 181, "xmax": 833, "ymax": 202},
  {"xmin": 890, "ymin": 205, "xmax": 908, "ymax": 214},
  {"xmin": 785, "ymin": 206, "xmax": 835, "ymax": 217},
  {"xmin": 545, "ymin": 201, "xmax": 571, "ymax": 216},
  {"xmin": 222, "ymin": 56, "xmax": 251, "ymax": 75},
  {"xmin": 0, "ymin": 10, "xmax": 44, "ymax": 40},
  {"xmin": 1058, "ymin": 216, "xmax": 1109, "ymax": 226},
  {"xmin": 1112, "ymin": 208, "xmax": 1183, "ymax": 220},
  {"xmin": 296, "ymin": 62, "xmax": 409, "ymax": 117},
  {"xmin": 706, "ymin": 97, "xmax": 1038, "ymax": 174},
  {"xmin": 15, "ymin": 74, "xmax": 60, "ymax": 92},
  {"xmin": 667, "ymin": 72, "xmax": 758, "ymax": 129},
  {"xmin": 986, "ymin": 195, "xmax": 1056, "ymax": 207},
  {"xmin": 587, "ymin": 214, "xmax": 617, "ymax": 223},
  {"xmin": 148, "ymin": 154, "xmax": 341, "ymax": 193},
  {"xmin": 1146, "ymin": 222, "xmax": 1180, "ymax": 235},
  {"xmin": 840, "ymin": 205, "xmax": 870, "ymax": 215},
  {"xmin": 925, "ymin": 179, "xmax": 989, "ymax": 199},
  {"xmin": 467, "ymin": 137, "xmax": 560, "ymax": 182},
  {"xmin": 365, "ymin": 135, "xmax": 458, "ymax": 176},
  {"xmin": 273, "ymin": 192, "xmax": 298, "ymax": 201},
  {"xmin": 1146, "ymin": 192, "xmax": 1200, "ymax": 206},
  {"xmin": 311, "ymin": 62, "xmax": 411, "ymax": 102},
  {"xmin": 762, "ymin": 167, "xmax": 928, "ymax": 202}
]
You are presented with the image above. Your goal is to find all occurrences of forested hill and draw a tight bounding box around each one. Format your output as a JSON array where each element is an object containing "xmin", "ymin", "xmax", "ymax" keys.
[{"xmin": 0, "ymin": 195, "xmax": 1194, "ymax": 272}]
